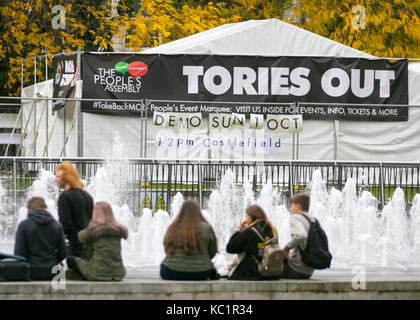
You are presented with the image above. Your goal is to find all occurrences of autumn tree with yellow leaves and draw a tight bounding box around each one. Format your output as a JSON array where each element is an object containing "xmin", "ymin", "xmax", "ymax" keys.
[
  {"xmin": 0, "ymin": 0, "xmax": 120, "ymax": 96},
  {"xmin": 0, "ymin": 0, "xmax": 418, "ymax": 96},
  {"xmin": 291, "ymin": 0, "xmax": 420, "ymax": 58}
]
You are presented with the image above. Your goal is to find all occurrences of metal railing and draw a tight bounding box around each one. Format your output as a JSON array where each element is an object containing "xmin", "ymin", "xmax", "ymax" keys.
[{"xmin": 1, "ymin": 158, "xmax": 420, "ymax": 219}]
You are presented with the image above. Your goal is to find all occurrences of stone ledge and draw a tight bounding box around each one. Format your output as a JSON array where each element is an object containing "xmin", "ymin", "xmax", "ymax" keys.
[{"xmin": 1, "ymin": 278, "xmax": 420, "ymax": 300}]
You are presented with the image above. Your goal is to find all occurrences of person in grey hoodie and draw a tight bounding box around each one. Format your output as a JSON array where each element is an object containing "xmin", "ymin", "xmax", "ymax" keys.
[
  {"xmin": 14, "ymin": 197, "xmax": 67, "ymax": 280},
  {"xmin": 280, "ymin": 193, "xmax": 315, "ymax": 279}
]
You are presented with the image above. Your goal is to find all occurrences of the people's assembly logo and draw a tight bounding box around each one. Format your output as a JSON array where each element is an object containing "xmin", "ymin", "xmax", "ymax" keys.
[{"xmin": 94, "ymin": 61, "xmax": 148, "ymax": 93}]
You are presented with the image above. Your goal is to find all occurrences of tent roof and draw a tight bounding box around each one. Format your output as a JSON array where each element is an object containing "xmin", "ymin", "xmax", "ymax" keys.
[{"xmin": 141, "ymin": 18, "xmax": 375, "ymax": 58}]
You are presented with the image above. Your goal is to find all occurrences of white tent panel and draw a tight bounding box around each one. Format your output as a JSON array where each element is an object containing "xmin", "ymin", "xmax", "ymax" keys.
[
  {"xmin": 338, "ymin": 107, "xmax": 420, "ymax": 161},
  {"xmin": 297, "ymin": 120, "xmax": 335, "ymax": 160},
  {"xmin": 21, "ymin": 79, "xmax": 79, "ymax": 157},
  {"xmin": 83, "ymin": 112, "xmax": 142, "ymax": 158},
  {"xmin": 142, "ymin": 18, "xmax": 418, "ymax": 161},
  {"xmin": 338, "ymin": 63, "xmax": 420, "ymax": 161},
  {"xmin": 143, "ymin": 19, "xmax": 374, "ymax": 58},
  {"xmin": 19, "ymin": 19, "xmax": 419, "ymax": 160},
  {"xmin": 0, "ymin": 114, "xmax": 20, "ymax": 128},
  {"xmin": 409, "ymin": 63, "xmax": 420, "ymax": 106}
]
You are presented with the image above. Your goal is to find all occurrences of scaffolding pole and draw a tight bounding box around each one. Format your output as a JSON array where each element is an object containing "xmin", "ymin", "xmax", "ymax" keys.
[
  {"xmin": 29, "ymin": 99, "xmax": 47, "ymax": 156},
  {"xmin": 3, "ymin": 106, "xmax": 23, "ymax": 157},
  {"xmin": 60, "ymin": 102, "xmax": 80, "ymax": 157}
]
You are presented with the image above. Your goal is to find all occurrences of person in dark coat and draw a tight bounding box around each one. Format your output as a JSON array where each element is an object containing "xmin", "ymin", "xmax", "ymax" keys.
[
  {"xmin": 14, "ymin": 197, "xmax": 67, "ymax": 280},
  {"xmin": 66, "ymin": 201, "xmax": 128, "ymax": 281},
  {"xmin": 226, "ymin": 204, "xmax": 279, "ymax": 280},
  {"xmin": 55, "ymin": 161, "xmax": 94, "ymax": 257}
]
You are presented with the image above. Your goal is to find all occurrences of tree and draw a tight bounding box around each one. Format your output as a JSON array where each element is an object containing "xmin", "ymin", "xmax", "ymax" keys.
[
  {"xmin": 0, "ymin": 0, "xmax": 119, "ymax": 96},
  {"xmin": 115, "ymin": 0, "xmax": 293, "ymax": 49},
  {"xmin": 0, "ymin": 0, "xmax": 292, "ymax": 95},
  {"xmin": 290, "ymin": 0, "xmax": 420, "ymax": 58},
  {"xmin": 1, "ymin": 0, "xmax": 418, "ymax": 96}
]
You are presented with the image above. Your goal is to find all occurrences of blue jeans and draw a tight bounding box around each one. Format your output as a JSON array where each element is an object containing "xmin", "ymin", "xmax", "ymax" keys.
[{"xmin": 160, "ymin": 264, "xmax": 220, "ymax": 280}]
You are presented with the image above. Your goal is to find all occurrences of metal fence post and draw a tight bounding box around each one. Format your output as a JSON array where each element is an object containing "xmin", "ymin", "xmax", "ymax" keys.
[
  {"xmin": 140, "ymin": 100, "xmax": 145, "ymax": 158},
  {"xmin": 13, "ymin": 157, "xmax": 17, "ymax": 215},
  {"xmin": 380, "ymin": 162, "xmax": 385, "ymax": 209},
  {"xmin": 144, "ymin": 101, "xmax": 148, "ymax": 158},
  {"xmin": 63, "ymin": 106, "xmax": 66, "ymax": 157},
  {"xmin": 33, "ymin": 58, "xmax": 37, "ymax": 157},
  {"xmin": 198, "ymin": 161, "xmax": 203, "ymax": 208},
  {"xmin": 167, "ymin": 163, "xmax": 172, "ymax": 214},
  {"xmin": 289, "ymin": 161, "xmax": 294, "ymax": 197},
  {"xmin": 45, "ymin": 56, "xmax": 49, "ymax": 157},
  {"xmin": 77, "ymin": 51, "xmax": 83, "ymax": 157}
]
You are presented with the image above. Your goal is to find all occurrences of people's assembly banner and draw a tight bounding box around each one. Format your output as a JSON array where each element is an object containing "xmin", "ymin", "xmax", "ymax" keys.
[
  {"xmin": 81, "ymin": 53, "xmax": 408, "ymax": 121},
  {"xmin": 52, "ymin": 53, "xmax": 78, "ymax": 113}
]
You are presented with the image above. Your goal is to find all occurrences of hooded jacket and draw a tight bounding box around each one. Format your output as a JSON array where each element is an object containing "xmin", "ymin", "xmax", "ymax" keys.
[
  {"xmin": 226, "ymin": 219, "xmax": 277, "ymax": 280},
  {"xmin": 74, "ymin": 223, "xmax": 128, "ymax": 281},
  {"xmin": 14, "ymin": 209, "xmax": 67, "ymax": 280}
]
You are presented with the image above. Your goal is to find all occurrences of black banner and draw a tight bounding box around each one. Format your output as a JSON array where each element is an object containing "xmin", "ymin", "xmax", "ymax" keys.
[
  {"xmin": 52, "ymin": 54, "xmax": 78, "ymax": 113},
  {"xmin": 81, "ymin": 53, "xmax": 408, "ymax": 121},
  {"xmin": 147, "ymin": 100, "xmax": 408, "ymax": 121}
]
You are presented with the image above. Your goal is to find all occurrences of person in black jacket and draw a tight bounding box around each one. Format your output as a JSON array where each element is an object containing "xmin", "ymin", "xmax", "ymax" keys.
[
  {"xmin": 226, "ymin": 204, "xmax": 279, "ymax": 280},
  {"xmin": 14, "ymin": 197, "xmax": 67, "ymax": 280},
  {"xmin": 55, "ymin": 161, "xmax": 94, "ymax": 257}
]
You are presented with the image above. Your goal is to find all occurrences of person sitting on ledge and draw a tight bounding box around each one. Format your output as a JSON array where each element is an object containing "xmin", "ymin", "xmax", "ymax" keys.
[
  {"xmin": 279, "ymin": 193, "xmax": 315, "ymax": 280},
  {"xmin": 14, "ymin": 197, "xmax": 67, "ymax": 280},
  {"xmin": 66, "ymin": 201, "xmax": 128, "ymax": 281},
  {"xmin": 226, "ymin": 204, "xmax": 280, "ymax": 280},
  {"xmin": 160, "ymin": 200, "xmax": 220, "ymax": 280}
]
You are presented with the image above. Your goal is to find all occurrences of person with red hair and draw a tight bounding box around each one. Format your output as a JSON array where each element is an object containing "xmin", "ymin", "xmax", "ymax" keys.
[
  {"xmin": 66, "ymin": 202, "xmax": 128, "ymax": 281},
  {"xmin": 55, "ymin": 161, "xmax": 94, "ymax": 257}
]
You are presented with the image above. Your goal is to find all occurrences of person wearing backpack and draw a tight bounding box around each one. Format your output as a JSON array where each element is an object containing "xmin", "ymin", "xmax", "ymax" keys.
[
  {"xmin": 280, "ymin": 193, "xmax": 316, "ymax": 279},
  {"xmin": 226, "ymin": 205, "xmax": 281, "ymax": 280}
]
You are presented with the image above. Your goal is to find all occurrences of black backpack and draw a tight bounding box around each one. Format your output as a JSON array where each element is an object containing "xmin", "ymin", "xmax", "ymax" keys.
[
  {"xmin": 0, "ymin": 252, "xmax": 31, "ymax": 281},
  {"xmin": 298, "ymin": 214, "xmax": 332, "ymax": 269}
]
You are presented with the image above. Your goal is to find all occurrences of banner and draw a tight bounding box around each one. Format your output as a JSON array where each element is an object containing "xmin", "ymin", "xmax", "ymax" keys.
[
  {"xmin": 52, "ymin": 54, "xmax": 78, "ymax": 113},
  {"xmin": 81, "ymin": 53, "xmax": 408, "ymax": 121},
  {"xmin": 147, "ymin": 100, "xmax": 408, "ymax": 121}
]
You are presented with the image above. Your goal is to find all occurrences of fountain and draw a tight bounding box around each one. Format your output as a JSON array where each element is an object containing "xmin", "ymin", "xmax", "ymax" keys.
[{"xmin": 1, "ymin": 151, "xmax": 420, "ymax": 273}]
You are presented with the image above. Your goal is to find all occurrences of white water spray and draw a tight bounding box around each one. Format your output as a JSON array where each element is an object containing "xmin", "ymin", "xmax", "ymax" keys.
[{"xmin": 2, "ymin": 154, "xmax": 420, "ymax": 271}]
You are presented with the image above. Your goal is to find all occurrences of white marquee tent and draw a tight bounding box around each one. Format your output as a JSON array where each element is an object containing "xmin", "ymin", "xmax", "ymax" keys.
[{"xmin": 21, "ymin": 18, "xmax": 420, "ymax": 161}]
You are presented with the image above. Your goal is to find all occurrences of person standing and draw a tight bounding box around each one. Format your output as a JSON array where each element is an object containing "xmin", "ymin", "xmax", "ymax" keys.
[
  {"xmin": 55, "ymin": 161, "xmax": 94, "ymax": 257},
  {"xmin": 14, "ymin": 197, "xmax": 67, "ymax": 280},
  {"xmin": 279, "ymin": 193, "xmax": 315, "ymax": 280},
  {"xmin": 160, "ymin": 200, "xmax": 219, "ymax": 280}
]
